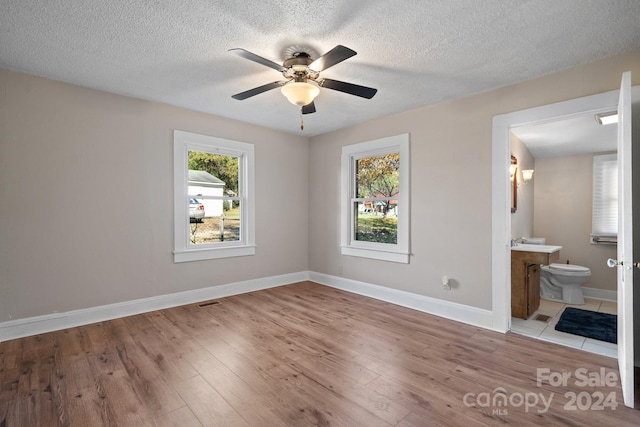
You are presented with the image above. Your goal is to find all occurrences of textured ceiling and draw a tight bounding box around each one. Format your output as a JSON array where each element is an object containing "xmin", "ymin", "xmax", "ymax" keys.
[
  {"xmin": 1, "ymin": 0, "xmax": 640, "ymax": 137},
  {"xmin": 511, "ymin": 113, "xmax": 617, "ymax": 159}
]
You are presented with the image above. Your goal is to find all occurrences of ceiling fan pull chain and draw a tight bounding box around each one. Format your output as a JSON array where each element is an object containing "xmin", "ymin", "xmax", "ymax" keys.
[{"xmin": 300, "ymin": 108, "xmax": 304, "ymax": 131}]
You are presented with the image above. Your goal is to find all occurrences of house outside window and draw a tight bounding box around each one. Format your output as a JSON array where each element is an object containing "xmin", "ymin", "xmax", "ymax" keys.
[
  {"xmin": 173, "ymin": 130, "xmax": 255, "ymax": 262},
  {"xmin": 189, "ymin": 169, "xmax": 226, "ymax": 219},
  {"xmin": 341, "ymin": 134, "xmax": 410, "ymax": 263}
]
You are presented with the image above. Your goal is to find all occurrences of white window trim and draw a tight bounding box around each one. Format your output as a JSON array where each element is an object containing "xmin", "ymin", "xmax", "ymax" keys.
[
  {"xmin": 173, "ymin": 130, "xmax": 255, "ymax": 262},
  {"xmin": 340, "ymin": 134, "xmax": 410, "ymax": 263}
]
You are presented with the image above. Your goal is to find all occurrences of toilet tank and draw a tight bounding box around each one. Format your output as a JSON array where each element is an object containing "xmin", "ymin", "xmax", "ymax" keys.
[{"xmin": 523, "ymin": 237, "xmax": 546, "ymax": 245}]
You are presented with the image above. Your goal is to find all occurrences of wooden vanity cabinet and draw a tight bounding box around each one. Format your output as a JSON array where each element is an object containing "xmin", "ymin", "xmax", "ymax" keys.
[
  {"xmin": 511, "ymin": 250, "xmax": 559, "ymax": 319},
  {"xmin": 525, "ymin": 264, "xmax": 540, "ymax": 319}
]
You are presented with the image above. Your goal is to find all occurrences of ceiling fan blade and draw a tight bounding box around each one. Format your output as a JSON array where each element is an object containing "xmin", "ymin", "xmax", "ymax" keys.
[
  {"xmin": 319, "ymin": 78, "xmax": 377, "ymax": 99},
  {"xmin": 302, "ymin": 102, "xmax": 316, "ymax": 114},
  {"xmin": 229, "ymin": 48, "xmax": 285, "ymax": 72},
  {"xmin": 231, "ymin": 81, "xmax": 286, "ymax": 100},
  {"xmin": 309, "ymin": 45, "xmax": 357, "ymax": 72}
]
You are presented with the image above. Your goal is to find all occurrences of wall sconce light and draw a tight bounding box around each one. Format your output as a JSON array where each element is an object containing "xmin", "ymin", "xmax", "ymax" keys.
[
  {"xmin": 521, "ymin": 169, "xmax": 534, "ymax": 184},
  {"xmin": 509, "ymin": 164, "xmax": 517, "ymax": 180}
]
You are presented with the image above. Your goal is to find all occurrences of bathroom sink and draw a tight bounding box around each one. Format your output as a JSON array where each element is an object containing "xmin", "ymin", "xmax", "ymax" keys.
[{"xmin": 511, "ymin": 243, "xmax": 562, "ymax": 253}]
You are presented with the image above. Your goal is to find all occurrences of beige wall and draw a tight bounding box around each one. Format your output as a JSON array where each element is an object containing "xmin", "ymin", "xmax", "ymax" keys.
[
  {"xmin": 0, "ymin": 68, "xmax": 310, "ymax": 321},
  {"xmin": 510, "ymin": 134, "xmax": 535, "ymax": 240},
  {"xmin": 309, "ymin": 48, "xmax": 640, "ymax": 310},
  {"xmin": 1, "ymin": 47, "xmax": 639, "ymax": 323},
  {"xmin": 533, "ymin": 154, "xmax": 617, "ymax": 291}
]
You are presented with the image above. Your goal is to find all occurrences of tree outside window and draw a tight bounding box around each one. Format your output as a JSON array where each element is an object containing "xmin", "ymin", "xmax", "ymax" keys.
[{"xmin": 355, "ymin": 153, "xmax": 400, "ymax": 244}]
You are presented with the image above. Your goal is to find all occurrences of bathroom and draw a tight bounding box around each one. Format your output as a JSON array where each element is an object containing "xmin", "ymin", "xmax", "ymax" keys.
[{"xmin": 509, "ymin": 112, "xmax": 618, "ymax": 356}]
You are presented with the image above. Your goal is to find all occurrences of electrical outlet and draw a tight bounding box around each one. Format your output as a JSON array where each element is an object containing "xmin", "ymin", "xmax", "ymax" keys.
[{"xmin": 441, "ymin": 275, "xmax": 451, "ymax": 290}]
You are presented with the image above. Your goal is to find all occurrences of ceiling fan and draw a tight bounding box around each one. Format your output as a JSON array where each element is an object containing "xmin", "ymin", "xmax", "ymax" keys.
[{"xmin": 229, "ymin": 45, "xmax": 377, "ymax": 128}]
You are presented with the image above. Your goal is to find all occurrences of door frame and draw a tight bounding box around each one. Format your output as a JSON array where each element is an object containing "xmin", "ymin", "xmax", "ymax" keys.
[{"xmin": 491, "ymin": 89, "xmax": 621, "ymax": 332}]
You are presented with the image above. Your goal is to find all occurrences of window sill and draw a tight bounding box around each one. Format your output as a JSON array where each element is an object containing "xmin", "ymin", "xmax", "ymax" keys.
[
  {"xmin": 174, "ymin": 245, "xmax": 256, "ymax": 263},
  {"xmin": 341, "ymin": 246, "xmax": 410, "ymax": 264}
]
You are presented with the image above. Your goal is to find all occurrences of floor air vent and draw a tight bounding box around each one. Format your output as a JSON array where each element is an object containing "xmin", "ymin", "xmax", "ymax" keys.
[
  {"xmin": 197, "ymin": 301, "xmax": 221, "ymax": 308},
  {"xmin": 534, "ymin": 314, "xmax": 552, "ymax": 323}
]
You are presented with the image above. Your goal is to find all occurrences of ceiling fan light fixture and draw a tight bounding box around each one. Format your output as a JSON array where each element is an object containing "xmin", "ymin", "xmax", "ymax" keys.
[{"xmin": 281, "ymin": 81, "xmax": 320, "ymax": 106}]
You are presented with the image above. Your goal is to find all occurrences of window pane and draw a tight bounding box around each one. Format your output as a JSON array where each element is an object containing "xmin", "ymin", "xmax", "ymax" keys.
[
  {"xmin": 189, "ymin": 202, "xmax": 241, "ymax": 244},
  {"xmin": 188, "ymin": 150, "xmax": 239, "ymax": 197},
  {"xmin": 355, "ymin": 153, "xmax": 400, "ymax": 198},
  {"xmin": 174, "ymin": 131, "xmax": 255, "ymax": 262},
  {"xmin": 354, "ymin": 201, "xmax": 398, "ymax": 244},
  {"xmin": 592, "ymin": 154, "xmax": 618, "ymax": 236}
]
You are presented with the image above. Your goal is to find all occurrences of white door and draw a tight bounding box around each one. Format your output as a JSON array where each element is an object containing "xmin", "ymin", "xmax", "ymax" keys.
[{"xmin": 616, "ymin": 71, "xmax": 634, "ymax": 408}]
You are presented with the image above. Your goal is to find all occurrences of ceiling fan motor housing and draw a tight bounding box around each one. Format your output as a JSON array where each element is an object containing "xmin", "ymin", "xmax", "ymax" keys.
[
  {"xmin": 283, "ymin": 52, "xmax": 318, "ymax": 81},
  {"xmin": 283, "ymin": 52, "xmax": 312, "ymax": 67}
]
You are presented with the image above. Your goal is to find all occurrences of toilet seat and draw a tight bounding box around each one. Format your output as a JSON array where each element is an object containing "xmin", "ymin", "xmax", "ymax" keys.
[{"xmin": 547, "ymin": 263, "xmax": 590, "ymax": 273}]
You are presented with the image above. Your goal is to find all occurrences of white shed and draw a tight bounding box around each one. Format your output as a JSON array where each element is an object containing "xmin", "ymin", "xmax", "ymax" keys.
[{"xmin": 188, "ymin": 170, "xmax": 225, "ymax": 217}]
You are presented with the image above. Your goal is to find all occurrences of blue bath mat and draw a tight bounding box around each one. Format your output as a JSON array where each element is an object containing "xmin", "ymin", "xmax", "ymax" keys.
[{"xmin": 555, "ymin": 308, "xmax": 617, "ymax": 344}]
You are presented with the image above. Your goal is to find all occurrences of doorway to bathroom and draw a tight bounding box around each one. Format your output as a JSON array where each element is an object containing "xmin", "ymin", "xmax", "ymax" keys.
[
  {"xmin": 492, "ymin": 79, "xmax": 640, "ymax": 403},
  {"xmin": 492, "ymin": 88, "xmax": 624, "ymax": 328},
  {"xmin": 509, "ymin": 110, "xmax": 618, "ymax": 356}
]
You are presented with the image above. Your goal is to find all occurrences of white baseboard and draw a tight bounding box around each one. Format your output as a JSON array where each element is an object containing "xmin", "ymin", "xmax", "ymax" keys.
[
  {"xmin": 0, "ymin": 271, "xmax": 310, "ymax": 342},
  {"xmin": 1, "ymin": 271, "xmax": 616, "ymax": 345},
  {"xmin": 582, "ymin": 287, "xmax": 617, "ymax": 302},
  {"xmin": 309, "ymin": 271, "xmax": 497, "ymax": 331}
]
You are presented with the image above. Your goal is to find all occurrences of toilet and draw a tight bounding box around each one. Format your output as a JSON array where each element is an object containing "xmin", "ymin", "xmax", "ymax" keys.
[
  {"xmin": 540, "ymin": 263, "xmax": 590, "ymax": 305},
  {"xmin": 523, "ymin": 237, "xmax": 591, "ymax": 305}
]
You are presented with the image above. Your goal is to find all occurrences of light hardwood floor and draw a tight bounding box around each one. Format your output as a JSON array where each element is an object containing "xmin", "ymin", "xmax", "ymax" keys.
[{"xmin": 1, "ymin": 281, "xmax": 638, "ymax": 426}]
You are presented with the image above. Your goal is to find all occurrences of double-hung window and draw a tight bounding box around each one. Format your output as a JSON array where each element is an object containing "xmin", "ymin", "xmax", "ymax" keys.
[
  {"xmin": 341, "ymin": 134, "xmax": 410, "ymax": 263},
  {"xmin": 591, "ymin": 153, "xmax": 618, "ymax": 244},
  {"xmin": 173, "ymin": 130, "xmax": 255, "ymax": 262}
]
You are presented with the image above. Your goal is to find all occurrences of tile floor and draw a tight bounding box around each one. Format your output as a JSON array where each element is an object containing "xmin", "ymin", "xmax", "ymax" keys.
[{"xmin": 511, "ymin": 297, "xmax": 618, "ymax": 358}]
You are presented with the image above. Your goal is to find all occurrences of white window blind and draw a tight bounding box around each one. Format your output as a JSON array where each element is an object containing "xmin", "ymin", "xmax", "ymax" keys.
[{"xmin": 591, "ymin": 153, "xmax": 618, "ymax": 243}]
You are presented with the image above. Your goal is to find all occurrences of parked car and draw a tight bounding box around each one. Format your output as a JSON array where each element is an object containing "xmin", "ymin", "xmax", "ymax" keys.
[{"xmin": 189, "ymin": 198, "xmax": 205, "ymax": 222}]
